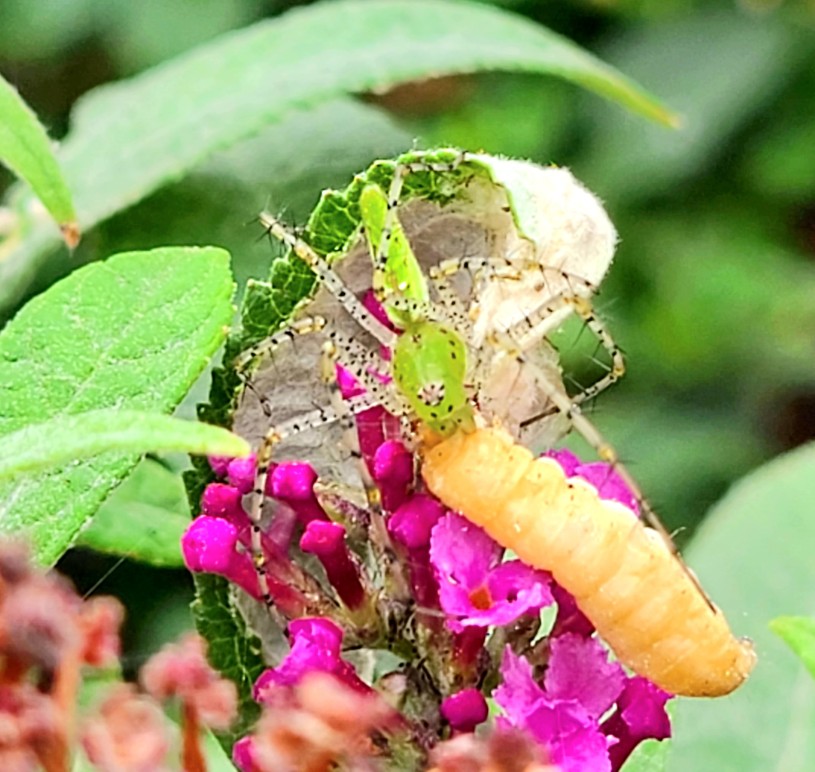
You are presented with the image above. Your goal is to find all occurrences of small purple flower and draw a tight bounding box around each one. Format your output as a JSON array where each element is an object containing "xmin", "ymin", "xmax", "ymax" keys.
[
  {"xmin": 550, "ymin": 583, "xmax": 595, "ymax": 639},
  {"xmin": 451, "ymin": 626, "xmax": 489, "ymax": 675},
  {"xmin": 372, "ymin": 440, "xmax": 414, "ymax": 512},
  {"xmin": 388, "ymin": 494, "xmax": 446, "ymax": 620},
  {"xmin": 494, "ymin": 648, "xmax": 612, "ymax": 772},
  {"xmin": 544, "ymin": 634, "xmax": 625, "ymax": 720},
  {"xmin": 358, "ymin": 406, "xmax": 403, "ymax": 476},
  {"xmin": 495, "ymin": 636, "xmax": 671, "ymax": 772},
  {"xmin": 389, "ymin": 494, "xmax": 445, "ymax": 550},
  {"xmin": 208, "ymin": 455, "xmax": 232, "ymax": 478},
  {"xmin": 182, "ymin": 516, "xmax": 260, "ymax": 599},
  {"xmin": 226, "ymin": 454, "xmax": 258, "ymax": 495},
  {"xmin": 270, "ymin": 462, "xmax": 327, "ymax": 524},
  {"xmin": 200, "ymin": 483, "xmax": 245, "ymax": 525},
  {"xmin": 232, "ymin": 736, "xmax": 255, "ymax": 772},
  {"xmin": 182, "ymin": 516, "xmax": 308, "ymax": 618},
  {"xmin": 300, "ymin": 521, "xmax": 365, "ymax": 609},
  {"xmin": 429, "ymin": 513, "xmax": 553, "ymax": 632},
  {"xmin": 602, "ymin": 677, "xmax": 671, "ymax": 770},
  {"xmin": 254, "ymin": 617, "xmax": 366, "ymax": 704},
  {"xmin": 544, "ymin": 450, "xmax": 638, "ymax": 514},
  {"xmin": 200, "ymin": 481, "xmax": 294, "ymax": 561},
  {"xmin": 441, "ymin": 688, "xmax": 488, "ymax": 733}
]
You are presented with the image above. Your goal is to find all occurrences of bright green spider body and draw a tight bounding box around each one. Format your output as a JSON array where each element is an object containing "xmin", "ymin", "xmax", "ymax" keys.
[
  {"xmin": 360, "ymin": 183, "xmax": 476, "ymax": 438},
  {"xmin": 391, "ymin": 319, "xmax": 475, "ymax": 438}
]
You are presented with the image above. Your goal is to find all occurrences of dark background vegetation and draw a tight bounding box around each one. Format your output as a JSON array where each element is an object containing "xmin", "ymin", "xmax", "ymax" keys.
[{"xmin": 2, "ymin": 0, "xmax": 814, "ymax": 667}]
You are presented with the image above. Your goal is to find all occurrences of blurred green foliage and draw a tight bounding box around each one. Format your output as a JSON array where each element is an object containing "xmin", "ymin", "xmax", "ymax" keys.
[{"xmin": 1, "ymin": 0, "xmax": 814, "ymax": 761}]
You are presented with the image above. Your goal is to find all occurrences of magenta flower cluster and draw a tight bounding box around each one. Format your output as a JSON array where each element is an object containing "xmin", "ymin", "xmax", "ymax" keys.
[{"xmin": 183, "ymin": 390, "xmax": 671, "ymax": 769}]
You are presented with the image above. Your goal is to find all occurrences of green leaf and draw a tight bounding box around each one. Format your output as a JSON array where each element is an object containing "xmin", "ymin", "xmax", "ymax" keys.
[
  {"xmin": 192, "ymin": 573, "xmax": 265, "ymax": 749},
  {"xmin": 578, "ymin": 9, "xmax": 809, "ymax": 203},
  {"xmin": 0, "ymin": 409, "xmax": 247, "ymax": 480},
  {"xmin": 0, "ymin": 246, "xmax": 234, "ymax": 565},
  {"xmin": 623, "ymin": 738, "xmax": 670, "ymax": 771},
  {"xmin": 79, "ymin": 459, "xmax": 189, "ymax": 567},
  {"xmin": 132, "ymin": 98, "xmax": 416, "ymax": 293},
  {"xmin": 202, "ymin": 729, "xmax": 239, "ymax": 772},
  {"xmin": 770, "ymin": 616, "xmax": 815, "ymax": 682},
  {"xmin": 667, "ymin": 442, "xmax": 815, "ymax": 771},
  {"xmin": 0, "ymin": 71, "xmax": 78, "ymax": 246},
  {"xmin": 0, "ymin": 0, "xmax": 674, "ymax": 315}
]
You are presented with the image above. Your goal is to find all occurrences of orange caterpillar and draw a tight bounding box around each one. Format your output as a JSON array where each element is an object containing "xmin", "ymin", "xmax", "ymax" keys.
[{"xmin": 420, "ymin": 426, "xmax": 756, "ymax": 697}]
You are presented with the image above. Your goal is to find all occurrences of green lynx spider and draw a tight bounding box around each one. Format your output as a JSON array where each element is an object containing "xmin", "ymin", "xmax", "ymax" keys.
[
  {"xmin": 234, "ymin": 150, "xmax": 645, "ymax": 613},
  {"xmin": 361, "ymin": 151, "xmax": 709, "ymax": 607}
]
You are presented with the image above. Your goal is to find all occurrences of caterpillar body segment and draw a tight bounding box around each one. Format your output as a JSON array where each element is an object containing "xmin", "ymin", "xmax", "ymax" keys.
[{"xmin": 420, "ymin": 426, "xmax": 756, "ymax": 697}]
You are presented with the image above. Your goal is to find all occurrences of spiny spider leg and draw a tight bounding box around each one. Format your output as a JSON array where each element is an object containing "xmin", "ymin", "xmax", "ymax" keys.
[
  {"xmin": 247, "ymin": 389, "xmax": 382, "ymax": 611},
  {"xmin": 484, "ymin": 265, "xmax": 600, "ymax": 347},
  {"xmin": 319, "ymin": 338, "xmax": 382, "ymax": 514},
  {"xmin": 239, "ymin": 313, "xmax": 409, "ymax": 490},
  {"xmin": 487, "ymin": 326, "xmax": 714, "ymax": 609},
  {"xmin": 498, "ymin": 291, "xmax": 626, "ymax": 407},
  {"xmin": 427, "ymin": 252, "xmax": 601, "ymax": 343},
  {"xmin": 239, "ymin": 210, "xmax": 417, "ymax": 616},
  {"xmin": 236, "ymin": 315, "xmax": 405, "ymax": 438},
  {"xmin": 258, "ymin": 211, "xmax": 397, "ymax": 350},
  {"xmin": 321, "ymin": 336, "xmax": 413, "ymax": 601},
  {"xmin": 423, "ymin": 255, "xmax": 618, "ymax": 422},
  {"xmin": 234, "ymin": 314, "xmax": 328, "ymax": 374}
]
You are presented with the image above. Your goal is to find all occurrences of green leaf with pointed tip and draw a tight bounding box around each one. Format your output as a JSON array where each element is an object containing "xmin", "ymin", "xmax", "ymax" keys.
[
  {"xmin": 0, "ymin": 246, "xmax": 234, "ymax": 565},
  {"xmin": 0, "ymin": 409, "xmax": 247, "ymax": 480},
  {"xmin": 668, "ymin": 442, "xmax": 815, "ymax": 771},
  {"xmin": 0, "ymin": 0, "xmax": 675, "ymax": 315},
  {"xmin": 79, "ymin": 459, "xmax": 189, "ymax": 567},
  {"xmin": 770, "ymin": 616, "xmax": 815, "ymax": 682},
  {"xmin": 0, "ymin": 72, "xmax": 78, "ymax": 246}
]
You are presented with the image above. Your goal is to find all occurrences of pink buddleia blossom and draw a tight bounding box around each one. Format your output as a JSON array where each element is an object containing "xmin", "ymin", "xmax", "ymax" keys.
[
  {"xmin": 440, "ymin": 688, "xmax": 488, "ymax": 733},
  {"xmin": 544, "ymin": 635, "xmax": 625, "ymax": 720},
  {"xmin": 429, "ymin": 512, "xmax": 554, "ymax": 632},
  {"xmin": 544, "ymin": 449, "xmax": 638, "ymax": 514},
  {"xmin": 372, "ymin": 440, "xmax": 414, "ymax": 512},
  {"xmin": 494, "ymin": 648, "xmax": 612, "ymax": 772},
  {"xmin": 235, "ymin": 672, "xmax": 397, "ymax": 772},
  {"xmin": 140, "ymin": 633, "xmax": 237, "ymax": 732},
  {"xmin": 300, "ymin": 521, "xmax": 366, "ymax": 609},
  {"xmin": 226, "ymin": 454, "xmax": 257, "ymax": 494},
  {"xmin": 253, "ymin": 618, "xmax": 368, "ymax": 705},
  {"xmin": 602, "ymin": 677, "xmax": 671, "ymax": 770},
  {"xmin": 192, "ymin": 377, "xmax": 675, "ymax": 770},
  {"xmin": 550, "ymin": 584, "xmax": 595, "ymax": 639},
  {"xmin": 81, "ymin": 685, "xmax": 171, "ymax": 772},
  {"xmin": 495, "ymin": 638, "xmax": 672, "ymax": 772},
  {"xmin": 271, "ymin": 462, "xmax": 328, "ymax": 524}
]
